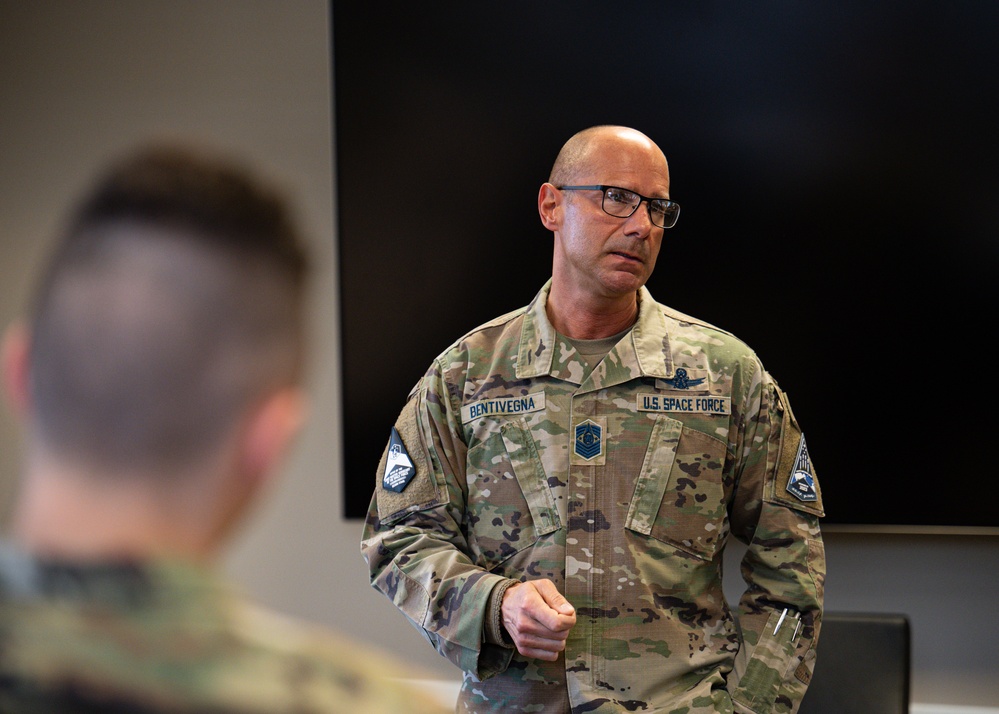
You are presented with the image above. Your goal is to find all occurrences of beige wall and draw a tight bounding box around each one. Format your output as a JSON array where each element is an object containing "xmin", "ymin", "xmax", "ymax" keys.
[
  {"xmin": 0, "ymin": 0, "xmax": 454, "ymax": 683},
  {"xmin": 1, "ymin": 2, "xmax": 996, "ymax": 708}
]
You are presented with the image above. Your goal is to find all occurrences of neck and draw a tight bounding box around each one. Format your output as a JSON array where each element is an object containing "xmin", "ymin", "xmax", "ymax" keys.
[
  {"xmin": 546, "ymin": 283, "xmax": 640, "ymax": 339},
  {"xmin": 11, "ymin": 452, "xmax": 220, "ymax": 563}
]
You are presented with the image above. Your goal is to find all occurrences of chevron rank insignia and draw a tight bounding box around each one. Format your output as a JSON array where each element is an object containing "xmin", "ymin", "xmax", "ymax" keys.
[{"xmin": 574, "ymin": 419, "xmax": 603, "ymax": 461}]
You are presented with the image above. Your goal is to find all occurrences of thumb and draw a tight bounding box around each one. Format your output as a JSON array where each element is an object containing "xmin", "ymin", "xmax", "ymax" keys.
[{"xmin": 536, "ymin": 579, "xmax": 575, "ymax": 615}]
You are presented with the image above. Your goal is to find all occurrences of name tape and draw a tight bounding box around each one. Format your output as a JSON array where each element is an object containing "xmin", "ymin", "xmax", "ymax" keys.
[
  {"xmin": 461, "ymin": 392, "xmax": 546, "ymax": 423},
  {"xmin": 637, "ymin": 393, "xmax": 731, "ymax": 415}
]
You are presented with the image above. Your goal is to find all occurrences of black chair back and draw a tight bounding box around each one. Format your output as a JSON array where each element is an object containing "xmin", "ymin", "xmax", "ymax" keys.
[{"xmin": 799, "ymin": 611, "xmax": 911, "ymax": 714}]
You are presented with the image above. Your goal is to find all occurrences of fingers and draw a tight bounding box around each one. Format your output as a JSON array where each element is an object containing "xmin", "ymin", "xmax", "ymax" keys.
[
  {"xmin": 513, "ymin": 636, "xmax": 567, "ymax": 661},
  {"xmin": 502, "ymin": 610, "xmax": 570, "ymax": 661},
  {"xmin": 518, "ymin": 580, "xmax": 575, "ymax": 633},
  {"xmin": 533, "ymin": 578, "xmax": 576, "ymax": 618},
  {"xmin": 501, "ymin": 580, "xmax": 576, "ymax": 660}
]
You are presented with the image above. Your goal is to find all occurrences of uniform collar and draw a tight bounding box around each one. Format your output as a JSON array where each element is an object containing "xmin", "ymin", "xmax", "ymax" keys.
[
  {"xmin": 516, "ymin": 280, "xmax": 675, "ymax": 386},
  {"xmin": 0, "ymin": 542, "xmax": 226, "ymax": 607}
]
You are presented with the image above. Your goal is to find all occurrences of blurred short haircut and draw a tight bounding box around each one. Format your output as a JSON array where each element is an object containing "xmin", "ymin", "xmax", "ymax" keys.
[{"xmin": 26, "ymin": 144, "xmax": 310, "ymax": 474}]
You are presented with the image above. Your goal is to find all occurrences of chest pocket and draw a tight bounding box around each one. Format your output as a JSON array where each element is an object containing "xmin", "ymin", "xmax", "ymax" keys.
[
  {"xmin": 625, "ymin": 415, "xmax": 728, "ymax": 561},
  {"xmin": 464, "ymin": 417, "xmax": 560, "ymax": 570}
]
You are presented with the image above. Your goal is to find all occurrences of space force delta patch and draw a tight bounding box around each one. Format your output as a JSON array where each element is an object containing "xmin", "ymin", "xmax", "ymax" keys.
[
  {"xmin": 785, "ymin": 435, "xmax": 818, "ymax": 502},
  {"xmin": 382, "ymin": 427, "xmax": 416, "ymax": 493}
]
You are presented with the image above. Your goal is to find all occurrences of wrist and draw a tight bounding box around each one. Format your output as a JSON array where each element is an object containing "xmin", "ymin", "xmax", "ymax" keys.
[{"xmin": 484, "ymin": 579, "xmax": 516, "ymax": 646}]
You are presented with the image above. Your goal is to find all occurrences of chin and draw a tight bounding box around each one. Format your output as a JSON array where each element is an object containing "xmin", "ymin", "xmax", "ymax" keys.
[
  {"xmin": 604, "ymin": 269, "xmax": 647, "ymax": 292},
  {"xmin": 600, "ymin": 280, "xmax": 645, "ymax": 300}
]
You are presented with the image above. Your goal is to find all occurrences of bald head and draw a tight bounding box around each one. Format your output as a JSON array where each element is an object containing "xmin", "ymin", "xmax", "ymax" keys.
[{"xmin": 548, "ymin": 126, "xmax": 669, "ymax": 188}]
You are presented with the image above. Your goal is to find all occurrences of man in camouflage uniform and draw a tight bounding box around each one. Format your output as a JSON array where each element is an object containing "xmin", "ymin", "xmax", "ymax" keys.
[
  {"xmin": 361, "ymin": 126, "xmax": 825, "ymax": 713},
  {"xmin": 0, "ymin": 145, "xmax": 448, "ymax": 713}
]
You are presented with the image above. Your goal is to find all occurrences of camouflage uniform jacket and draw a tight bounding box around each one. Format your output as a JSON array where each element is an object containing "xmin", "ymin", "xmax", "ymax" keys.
[
  {"xmin": 0, "ymin": 546, "xmax": 449, "ymax": 714},
  {"xmin": 362, "ymin": 280, "xmax": 825, "ymax": 714}
]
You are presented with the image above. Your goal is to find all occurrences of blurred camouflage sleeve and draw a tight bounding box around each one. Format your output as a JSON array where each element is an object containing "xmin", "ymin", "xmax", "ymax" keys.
[
  {"xmin": 728, "ymin": 369, "xmax": 826, "ymax": 714},
  {"xmin": 360, "ymin": 360, "xmax": 516, "ymax": 680}
]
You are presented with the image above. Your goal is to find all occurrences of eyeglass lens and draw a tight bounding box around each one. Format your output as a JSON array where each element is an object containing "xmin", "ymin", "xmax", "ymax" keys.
[{"xmin": 602, "ymin": 187, "xmax": 678, "ymax": 228}]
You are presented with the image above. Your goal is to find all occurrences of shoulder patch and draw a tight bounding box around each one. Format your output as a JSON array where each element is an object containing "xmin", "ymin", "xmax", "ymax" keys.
[
  {"xmin": 382, "ymin": 427, "xmax": 416, "ymax": 492},
  {"xmin": 785, "ymin": 435, "xmax": 818, "ymax": 502},
  {"xmin": 767, "ymin": 386, "xmax": 824, "ymax": 517},
  {"xmin": 375, "ymin": 396, "xmax": 438, "ymax": 524}
]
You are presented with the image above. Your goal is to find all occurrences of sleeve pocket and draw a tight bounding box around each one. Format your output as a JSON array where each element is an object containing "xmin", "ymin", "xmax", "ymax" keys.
[{"xmin": 731, "ymin": 609, "xmax": 800, "ymax": 712}]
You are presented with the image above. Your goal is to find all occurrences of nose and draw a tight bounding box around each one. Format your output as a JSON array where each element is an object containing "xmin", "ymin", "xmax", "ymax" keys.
[{"xmin": 623, "ymin": 199, "xmax": 655, "ymax": 237}]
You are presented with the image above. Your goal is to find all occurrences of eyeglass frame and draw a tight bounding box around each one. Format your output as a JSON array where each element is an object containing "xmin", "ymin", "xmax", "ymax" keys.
[{"xmin": 556, "ymin": 184, "xmax": 680, "ymax": 229}]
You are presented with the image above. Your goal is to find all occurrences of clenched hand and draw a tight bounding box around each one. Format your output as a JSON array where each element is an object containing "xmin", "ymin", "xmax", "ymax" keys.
[{"xmin": 501, "ymin": 579, "xmax": 576, "ymax": 661}]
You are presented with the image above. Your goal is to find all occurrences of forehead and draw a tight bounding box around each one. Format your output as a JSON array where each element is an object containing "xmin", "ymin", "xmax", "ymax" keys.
[{"xmin": 579, "ymin": 135, "xmax": 670, "ymax": 195}]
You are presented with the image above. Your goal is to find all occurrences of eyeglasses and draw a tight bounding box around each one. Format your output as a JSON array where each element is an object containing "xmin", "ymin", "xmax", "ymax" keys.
[{"xmin": 557, "ymin": 185, "xmax": 680, "ymax": 229}]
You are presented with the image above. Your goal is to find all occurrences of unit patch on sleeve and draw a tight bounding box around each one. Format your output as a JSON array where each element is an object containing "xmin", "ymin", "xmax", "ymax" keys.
[
  {"xmin": 785, "ymin": 434, "xmax": 818, "ymax": 502},
  {"xmin": 382, "ymin": 426, "xmax": 416, "ymax": 493}
]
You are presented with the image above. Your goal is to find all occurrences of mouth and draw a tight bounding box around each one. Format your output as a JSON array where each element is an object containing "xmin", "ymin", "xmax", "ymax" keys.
[{"xmin": 610, "ymin": 250, "xmax": 644, "ymax": 265}]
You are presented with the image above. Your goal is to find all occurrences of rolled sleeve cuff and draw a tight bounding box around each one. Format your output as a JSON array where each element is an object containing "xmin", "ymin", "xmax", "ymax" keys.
[{"xmin": 483, "ymin": 578, "xmax": 516, "ymax": 646}]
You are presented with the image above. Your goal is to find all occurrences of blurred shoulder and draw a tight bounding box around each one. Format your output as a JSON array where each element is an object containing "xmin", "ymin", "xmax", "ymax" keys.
[
  {"xmin": 0, "ymin": 552, "xmax": 450, "ymax": 713},
  {"xmin": 227, "ymin": 600, "xmax": 452, "ymax": 713}
]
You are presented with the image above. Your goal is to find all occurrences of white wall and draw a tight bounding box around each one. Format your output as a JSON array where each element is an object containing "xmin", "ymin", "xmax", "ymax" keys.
[{"xmin": 1, "ymin": 1, "xmax": 996, "ymax": 708}]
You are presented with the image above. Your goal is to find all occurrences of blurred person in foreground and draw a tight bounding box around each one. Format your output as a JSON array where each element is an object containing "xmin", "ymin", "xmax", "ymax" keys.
[{"xmin": 0, "ymin": 144, "xmax": 448, "ymax": 713}]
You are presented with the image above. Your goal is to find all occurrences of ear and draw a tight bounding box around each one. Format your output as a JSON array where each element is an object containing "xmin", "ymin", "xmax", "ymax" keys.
[
  {"xmin": 538, "ymin": 182, "xmax": 562, "ymax": 232},
  {"xmin": 1, "ymin": 322, "xmax": 32, "ymax": 420},
  {"xmin": 237, "ymin": 386, "xmax": 309, "ymax": 488},
  {"xmin": 199, "ymin": 387, "xmax": 308, "ymax": 558}
]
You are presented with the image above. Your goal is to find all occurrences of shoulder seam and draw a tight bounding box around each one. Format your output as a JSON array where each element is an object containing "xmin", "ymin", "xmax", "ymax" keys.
[{"xmin": 436, "ymin": 304, "xmax": 527, "ymax": 357}]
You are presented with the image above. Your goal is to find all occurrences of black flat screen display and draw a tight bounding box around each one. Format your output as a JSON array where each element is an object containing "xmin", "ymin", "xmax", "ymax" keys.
[{"xmin": 332, "ymin": 2, "xmax": 998, "ymax": 531}]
